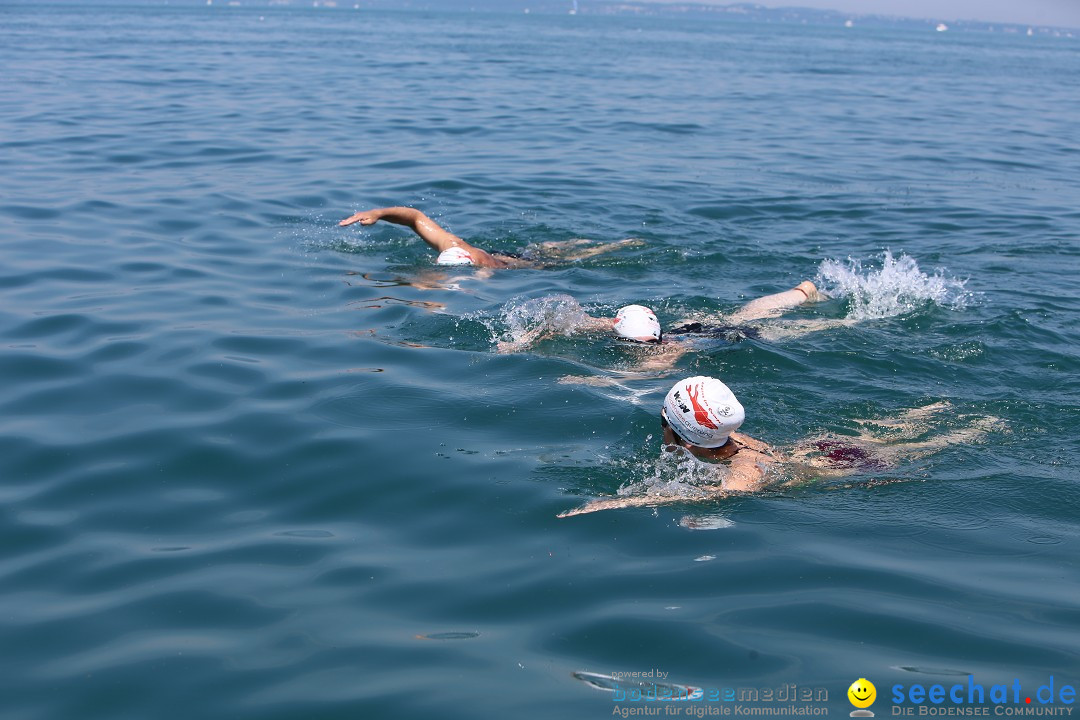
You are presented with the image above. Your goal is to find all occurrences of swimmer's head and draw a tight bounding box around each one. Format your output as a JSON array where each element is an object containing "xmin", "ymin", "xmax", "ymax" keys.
[
  {"xmin": 436, "ymin": 246, "xmax": 474, "ymax": 266},
  {"xmin": 614, "ymin": 304, "xmax": 662, "ymax": 343},
  {"xmin": 662, "ymin": 376, "xmax": 744, "ymax": 449}
]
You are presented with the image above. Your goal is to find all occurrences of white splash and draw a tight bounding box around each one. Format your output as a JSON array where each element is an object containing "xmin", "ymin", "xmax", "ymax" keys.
[
  {"xmin": 499, "ymin": 293, "xmax": 592, "ymax": 344},
  {"xmin": 816, "ymin": 250, "xmax": 973, "ymax": 322},
  {"xmin": 617, "ymin": 444, "xmax": 728, "ymax": 500}
]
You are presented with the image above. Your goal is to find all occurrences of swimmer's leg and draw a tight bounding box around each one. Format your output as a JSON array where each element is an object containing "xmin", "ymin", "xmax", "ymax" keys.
[
  {"xmin": 537, "ymin": 238, "xmax": 644, "ymax": 261},
  {"xmin": 538, "ymin": 239, "xmax": 591, "ymax": 251},
  {"xmin": 885, "ymin": 415, "xmax": 1006, "ymax": 455},
  {"xmin": 853, "ymin": 401, "xmax": 954, "ymax": 443},
  {"xmin": 790, "ymin": 411, "xmax": 1004, "ymax": 474},
  {"xmin": 848, "ymin": 412, "xmax": 1005, "ymax": 466},
  {"xmin": 753, "ymin": 317, "xmax": 858, "ymax": 341},
  {"xmin": 858, "ymin": 401, "xmax": 952, "ymax": 427}
]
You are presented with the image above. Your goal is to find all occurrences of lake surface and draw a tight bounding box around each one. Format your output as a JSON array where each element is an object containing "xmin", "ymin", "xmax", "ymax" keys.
[{"xmin": 1, "ymin": 5, "xmax": 1078, "ymax": 719}]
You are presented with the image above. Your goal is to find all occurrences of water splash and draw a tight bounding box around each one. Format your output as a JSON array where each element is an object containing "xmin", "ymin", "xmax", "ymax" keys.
[
  {"xmin": 498, "ymin": 294, "xmax": 592, "ymax": 344},
  {"xmin": 816, "ymin": 251, "xmax": 973, "ymax": 322},
  {"xmin": 615, "ymin": 442, "xmax": 729, "ymax": 500}
]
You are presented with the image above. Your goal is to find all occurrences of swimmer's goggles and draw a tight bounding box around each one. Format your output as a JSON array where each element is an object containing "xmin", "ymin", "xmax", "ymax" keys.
[
  {"xmin": 659, "ymin": 407, "xmax": 690, "ymax": 445},
  {"xmin": 614, "ymin": 332, "xmax": 662, "ymax": 345}
]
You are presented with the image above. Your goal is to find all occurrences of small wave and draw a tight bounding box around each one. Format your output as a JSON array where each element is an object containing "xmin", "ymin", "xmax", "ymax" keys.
[{"xmin": 816, "ymin": 251, "xmax": 974, "ymax": 322}]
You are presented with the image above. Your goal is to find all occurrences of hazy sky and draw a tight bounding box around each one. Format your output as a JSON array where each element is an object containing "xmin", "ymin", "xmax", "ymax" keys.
[{"xmin": 646, "ymin": 0, "xmax": 1080, "ymax": 28}]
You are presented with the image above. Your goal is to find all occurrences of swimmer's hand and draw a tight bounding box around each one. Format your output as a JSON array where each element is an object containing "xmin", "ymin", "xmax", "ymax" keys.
[
  {"xmin": 339, "ymin": 209, "xmax": 384, "ymax": 227},
  {"xmin": 558, "ymin": 496, "xmax": 664, "ymax": 517},
  {"xmin": 558, "ymin": 491, "xmax": 726, "ymax": 517}
]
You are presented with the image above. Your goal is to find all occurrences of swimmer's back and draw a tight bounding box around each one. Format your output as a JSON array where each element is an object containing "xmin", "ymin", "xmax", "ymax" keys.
[{"xmin": 666, "ymin": 323, "xmax": 762, "ymax": 342}]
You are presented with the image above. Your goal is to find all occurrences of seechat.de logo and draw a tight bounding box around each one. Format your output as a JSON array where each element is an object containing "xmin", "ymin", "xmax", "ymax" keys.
[{"xmin": 849, "ymin": 678, "xmax": 877, "ymax": 717}]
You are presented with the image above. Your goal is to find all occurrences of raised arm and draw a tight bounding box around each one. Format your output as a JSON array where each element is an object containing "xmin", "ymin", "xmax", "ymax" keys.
[
  {"xmin": 724, "ymin": 280, "xmax": 822, "ymax": 324},
  {"xmin": 339, "ymin": 206, "xmax": 470, "ymax": 252}
]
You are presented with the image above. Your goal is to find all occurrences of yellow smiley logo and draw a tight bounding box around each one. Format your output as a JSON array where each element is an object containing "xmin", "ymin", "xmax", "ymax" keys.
[{"xmin": 848, "ymin": 678, "xmax": 877, "ymax": 709}]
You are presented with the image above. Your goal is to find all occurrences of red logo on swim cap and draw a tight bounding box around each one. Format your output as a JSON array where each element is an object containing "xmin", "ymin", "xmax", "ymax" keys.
[{"xmin": 685, "ymin": 383, "xmax": 718, "ymax": 429}]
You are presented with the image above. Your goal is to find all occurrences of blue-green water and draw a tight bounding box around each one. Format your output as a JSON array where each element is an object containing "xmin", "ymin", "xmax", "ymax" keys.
[{"xmin": 2, "ymin": 5, "xmax": 1078, "ymax": 719}]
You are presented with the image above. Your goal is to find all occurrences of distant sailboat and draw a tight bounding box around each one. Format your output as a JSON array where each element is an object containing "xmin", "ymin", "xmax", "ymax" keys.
[
  {"xmin": 569, "ymin": 0, "xmax": 578, "ymax": 15},
  {"xmin": 936, "ymin": 23, "xmax": 948, "ymax": 32}
]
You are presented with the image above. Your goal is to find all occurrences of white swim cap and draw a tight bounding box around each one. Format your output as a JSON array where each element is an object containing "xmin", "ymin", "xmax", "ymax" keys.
[
  {"xmin": 436, "ymin": 246, "xmax": 474, "ymax": 266},
  {"xmin": 663, "ymin": 376, "xmax": 744, "ymax": 448},
  {"xmin": 614, "ymin": 304, "xmax": 661, "ymax": 343}
]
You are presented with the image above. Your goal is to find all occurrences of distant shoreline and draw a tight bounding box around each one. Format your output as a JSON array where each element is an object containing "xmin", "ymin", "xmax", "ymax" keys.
[{"xmin": 38, "ymin": 1, "xmax": 1079, "ymax": 35}]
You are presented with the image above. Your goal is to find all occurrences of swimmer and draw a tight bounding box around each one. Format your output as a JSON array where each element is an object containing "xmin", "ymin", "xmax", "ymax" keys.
[
  {"xmin": 666, "ymin": 281, "xmax": 855, "ymax": 342},
  {"xmin": 497, "ymin": 303, "xmax": 682, "ymax": 369},
  {"xmin": 504, "ymin": 281, "xmax": 827, "ymax": 348},
  {"xmin": 558, "ymin": 377, "xmax": 1003, "ymax": 517},
  {"xmin": 338, "ymin": 206, "xmax": 641, "ymax": 269},
  {"xmin": 501, "ymin": 282, "xmax": 844, "ymax": 376}
]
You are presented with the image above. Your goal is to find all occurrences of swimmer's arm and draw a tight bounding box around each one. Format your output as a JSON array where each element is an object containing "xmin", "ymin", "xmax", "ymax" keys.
[
  {"xmin": 339, "ymin": 206, "xmax": 502, "ymax": 267},
  {"xmin": 619, "ymin": 341, "xmax": 688, "ymax": 374},
  {"xmin": 582, "ymin": 315, "xmax": 617, "ymax": 332},
  {"xmin": 557, "ymin": 338, "xmax": 687, "ymax": 377},
  {"xmin": 724, "ymin": 281, "xmax": 822, "ymax": 324},
  {"xmin": 497, "ymin": 324, "xmax": 554, "ymax": 353},
  {"xmin": 558, "ymin": 492, "xmax": 721, "ymax": 518},
  {"xmin": 497, "ymin": 314, "xmax": 614, "ymax": 353},
  {"xmin": 339, "ymin": 207, "xmax": 463, "ymax": 251}
]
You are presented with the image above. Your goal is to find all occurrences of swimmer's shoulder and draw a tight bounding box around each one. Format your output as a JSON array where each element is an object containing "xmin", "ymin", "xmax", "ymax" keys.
[
  {"xmin": 731, "ymin": 432, "xmax": 772, "ymax": 455},
  {"xmin": 723, "ymin": 454, "xmax": 768, "ymax": 492},
  {"xmin": 469, "ymin": 248, "xmax": 512, "ymax": 268},
  {"xmin": 725, "ymin": 435, "xmax": 778, "ymax": 492}
]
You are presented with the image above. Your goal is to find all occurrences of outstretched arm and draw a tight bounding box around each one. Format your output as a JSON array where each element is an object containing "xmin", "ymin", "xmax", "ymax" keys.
[
  {"xmin": 339, "ymin": 206, "xmax": 470, "ymax": 253},
  {"xmin": 497, "ymin": 314, "xmax": 614, "ymax": 354},
  {"xmin": 724, "ymin": 280, "xmax": 823, "ymax": 324},
  {"xmin": 340, "ymin": 206, "xmax": 508, "ymax": 269},
  {"xmin": 558, "ymin": 492, "xmax": 716, "ymax": 518}
]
